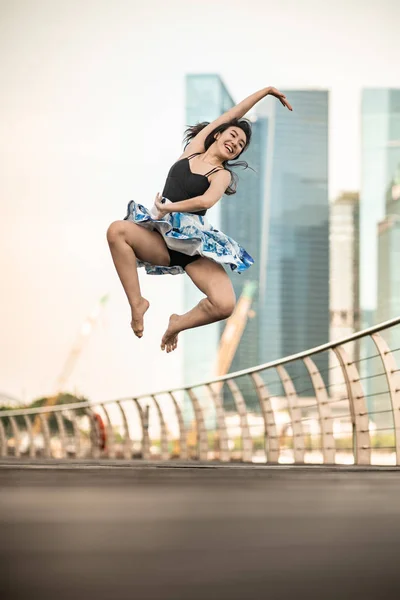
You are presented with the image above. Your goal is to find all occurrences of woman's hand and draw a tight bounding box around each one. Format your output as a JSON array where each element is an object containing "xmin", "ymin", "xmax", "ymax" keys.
[
  {"xmin": 154, "ymin": 193, "xmax": 168, "ymax": 219},
  {"xmin": 267, "ymin": 87, "xmax": 293, "ymax": 111}
]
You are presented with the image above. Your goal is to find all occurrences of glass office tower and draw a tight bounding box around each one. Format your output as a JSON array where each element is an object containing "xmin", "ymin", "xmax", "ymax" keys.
[
  {"xmin": 360, "ymin": 89, "xmax": 400, "ymax": 323},
  {"xmin": 256, "ymin": 91, "xmax": 330, "ymax": 388},
  {"xmin": 360, "ymin": 90, "xmax": 400, "ymax": 398},
  {"xmin": 184, "ymin": 79, "xmax": 330, "ymax": 406},
  {"xmin": 377, "ymin": 167, "xmax": 400, "ymax": 343}
]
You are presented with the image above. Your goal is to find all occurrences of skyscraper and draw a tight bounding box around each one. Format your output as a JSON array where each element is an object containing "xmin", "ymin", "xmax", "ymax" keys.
[
  {"xmin": 369, "ymin": 168, "xmax": 400, "ymax": 425},
  {"xmin": 329, "ymin": 192, "xmax": 360, "ymax": 390},
  {"xmin": 255, "ymin": 91, "xmax": 330, "ymax": 387},
  {"xmin": 183, "ymin": 78, "xmax": 330, "ymax": 405},
  {"xmin": 360, "ymin": 89, "xmax": 400, "ymax": 326},
  {"xmin": 377, "ymin": 165, "xmax": 400, "ymax": 341},
  {"xmin": 359, "ymin": 90, "xmax": 400, "ymax": 398},
  {"xmin": 330, "ymin": 192, "xmax": 360, "ymax": 341}
]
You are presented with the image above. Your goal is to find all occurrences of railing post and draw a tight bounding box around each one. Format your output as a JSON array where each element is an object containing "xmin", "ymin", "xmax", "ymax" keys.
[
  {"xmin": 143, "ymin": 404, "xmax": 150, "ymax": 459},
  {"xmin": 0, "ymin": 419, "xmax": 7, "ymax": 457},
  {"xmin": 276, "ymin": 365, "xmax": 305, "ymax": 463},
  {"xmin": 168, "ymin": 392, "xmax": 188, "ymax": 460},
  {"xmin": 303, "ymin": 356, "xmax": 335, "ymax": 464},
  {"xmin": 23, "ymin": 415, "xmax": 35, "ymax": 458},
  {"xmin": 250, "ymin": 373, "xmax": 279, "ymax": 463},
  {"xmin": 206, "ymin": 384, "xmax": 230, "ymax": 462},
  {"xmin": 40, "ymin": 413, "xmax": 51, "ymax": 458},
  {"xmin": 186, "ymin": 388, "xmax": 208, "ymax": 461},
  {"xmin": 151, "ymin": 395, "xmax": 169, "ymax": 460},
  {"xmin": 67, "ymin": 410, "xmax": 81, "ymax": 458},
  {"xmin": 116, "ymin": 401, "xmax": 132, "ymax": 460},
  {"xmin": 132, "ymin": 399, "xmax": 150, "ymax": 460},
  {"xmin": 226, "ymin": 378, "xmax": 253, "ymax": 463},
  {"xmin": 10, "ymin": 417, "xmax": 21, "ymax": 458},
  {"xmin": 86, "ymin": 409, "xmax": 101, "ymax": 459},
  {"xmin": 55, "ymin": 412, "xmax": 67, "ymax": 459},
  {"xmin": 101, "ymin": 404, "xmax": 116, "ymax": 459},
  {"xmin": 333, "ymin": 345, "xmax": 371, "ymax": 465},
  {"xmin": 371, "ymin": 332, "xmax": 400, "ymax": 465}
]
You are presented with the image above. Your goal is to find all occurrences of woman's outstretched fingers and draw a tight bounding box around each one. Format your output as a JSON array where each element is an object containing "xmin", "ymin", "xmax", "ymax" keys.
[{"xmin": 268, "ymin": 87, "xmax": 293, "ymax": 111}]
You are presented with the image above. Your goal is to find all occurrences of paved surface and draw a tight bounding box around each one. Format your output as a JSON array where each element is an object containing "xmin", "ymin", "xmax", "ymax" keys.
[{"xmin": 1, "ymin": 459, "xmax": 400, "ymax": 599}]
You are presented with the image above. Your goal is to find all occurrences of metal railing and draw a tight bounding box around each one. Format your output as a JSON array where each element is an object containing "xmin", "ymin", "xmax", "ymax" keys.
[{"xmin": 1, "ymin": 316, "xmax": 400, "ymax": 465}]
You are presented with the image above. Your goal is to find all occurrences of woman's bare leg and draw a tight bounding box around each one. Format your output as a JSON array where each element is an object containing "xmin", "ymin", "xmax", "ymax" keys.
[
  {"xmin": 106, "ymin": 220, "xmax": 170, "ymax": 337},
  {"xmin": 161, "ymin": 258, "xmax": 236, "ymax": 352}
]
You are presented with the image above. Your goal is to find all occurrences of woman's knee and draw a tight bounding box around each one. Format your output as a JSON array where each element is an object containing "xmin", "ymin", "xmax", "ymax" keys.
[
  {"xmin": 106, "ymin": 220, "xmax": 127, "ymax": 244},
  {"xmin": 211, "ymin": 291, "xmax": 236, "ymax": 320}
]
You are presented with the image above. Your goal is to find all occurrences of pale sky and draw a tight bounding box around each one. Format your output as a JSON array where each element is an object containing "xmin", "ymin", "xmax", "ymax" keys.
[{"xmin": 1, "ymin": 0, "xmax": 399, "ymax": 404}]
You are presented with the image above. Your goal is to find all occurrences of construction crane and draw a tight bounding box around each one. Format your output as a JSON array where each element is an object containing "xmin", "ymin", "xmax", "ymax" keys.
[{"xmin": 33, "ymin": 293, "xmax": 110, "ymax": 433}]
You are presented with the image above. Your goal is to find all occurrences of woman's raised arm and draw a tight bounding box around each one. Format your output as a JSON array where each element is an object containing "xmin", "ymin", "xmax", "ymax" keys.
[{"xmin": 183, "ymin": 86, "xmax": 293, "ymax": 156}]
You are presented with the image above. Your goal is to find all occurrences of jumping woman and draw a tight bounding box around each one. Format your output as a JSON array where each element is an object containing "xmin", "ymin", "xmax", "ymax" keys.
[{"xmin": 106, "ymin": 86, "xmax": 293, "ymax": 353}]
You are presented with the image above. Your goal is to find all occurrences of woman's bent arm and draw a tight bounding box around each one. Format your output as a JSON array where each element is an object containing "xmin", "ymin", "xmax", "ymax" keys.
[
  {"xmin": 156, "ymin": 170, "xmax": 231, "ymax": 214},
  {"xmin": 163, "ymin": 196, "xmax": 208, "ymax": 213}
]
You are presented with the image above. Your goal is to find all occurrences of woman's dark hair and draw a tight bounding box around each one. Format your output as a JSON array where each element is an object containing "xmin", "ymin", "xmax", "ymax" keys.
[{"xmin": 183, "ymin": 118, "xmax": 252, "ymax": 195}]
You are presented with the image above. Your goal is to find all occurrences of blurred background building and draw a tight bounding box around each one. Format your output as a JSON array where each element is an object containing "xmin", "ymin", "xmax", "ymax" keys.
[
  {"xmin": 360, "ymin": 89, "xmax": 400, "ymax": 328},
  {"xmin": 330, "ymin": 191, "xmax": 360, "ymax": 340},
  {"xmin": 360, "ymin": 89, "xmax": 400, "ymax": 399},
  {"xmin": 377, "ymin": 164, "xmax": 400, "ymax": 336},
  {"xmin": 255, "ymin": 90, "xmax": 329, "ymax": 393},
  {"xmin": 183, "ymin": 77, "xmax": 400, "ymax": 417},
  {"xmin": 329, "ymin": 191, "xmax": 360, "ymax": 390},
  {"xmin": 184, "ymin": 76, "xmax": 329, "ymax": 407}
]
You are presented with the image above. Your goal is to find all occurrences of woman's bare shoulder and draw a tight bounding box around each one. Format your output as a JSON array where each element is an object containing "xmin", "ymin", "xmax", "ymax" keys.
[{"xmin": 176, "ymin": 148, "xmax": 202, "ymax": 161}]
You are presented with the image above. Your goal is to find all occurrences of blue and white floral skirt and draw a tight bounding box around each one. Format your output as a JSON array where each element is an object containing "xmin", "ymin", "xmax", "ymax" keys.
[{"xmin": 123, "ymin": 199, "xmax": 254, "ymax": 276}]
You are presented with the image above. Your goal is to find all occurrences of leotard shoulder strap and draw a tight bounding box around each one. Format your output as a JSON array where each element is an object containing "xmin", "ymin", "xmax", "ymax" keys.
[
  {"xmin": 203, "ymin": 166, "xmax": 225, "ymax": 177},
  {"xmin": 186, "ymin": 153, "xmax": 224, "ymax": 178}
]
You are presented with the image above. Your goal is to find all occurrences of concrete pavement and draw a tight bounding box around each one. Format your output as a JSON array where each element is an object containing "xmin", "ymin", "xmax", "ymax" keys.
[{"xmin": 1, "ymin": 459, "xmax": 400, "ymax": 599}]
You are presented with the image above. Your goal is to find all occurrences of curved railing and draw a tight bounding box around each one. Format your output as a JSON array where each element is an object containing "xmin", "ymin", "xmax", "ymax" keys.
[{"xmin": 1, "ymin": 316, "xmax": 400, "ymax": 465}]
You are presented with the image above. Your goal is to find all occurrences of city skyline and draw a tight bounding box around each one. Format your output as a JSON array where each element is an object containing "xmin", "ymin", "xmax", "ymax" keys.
[{"xmin": 1, "ymin": 0, "xmax": 399, "ymax": 404}]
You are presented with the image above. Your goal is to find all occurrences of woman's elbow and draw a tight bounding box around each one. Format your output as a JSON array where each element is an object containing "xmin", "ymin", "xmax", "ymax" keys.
[
  {"xmin": 200, "ymin": 197, "xmax": 212, "ymax": 210},
  {"xmin": 201, "ymin": 195, "xmax": 221, "ymax": 210}
]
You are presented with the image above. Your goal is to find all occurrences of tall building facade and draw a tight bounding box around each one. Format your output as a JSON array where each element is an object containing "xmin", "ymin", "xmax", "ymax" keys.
[
  {"xmin": 377, "ymin": 166, "xmax": 400, "ymax": 341},
  {"xmin": 330, "ymin": 192, "xmax": 360, "ymax": 341},
  {"xmin": 255, "ymin": 91, "xmax": 330, "ymax": 388},
  {"xmin": 329, "ymin": 192, "xmax": 360, "ymax": 390},
  {"xmin": 369, "ymin": 169, "xmax": 400, "ymax": 425},
  {"xmin": 184, "ymin": 78, "xmax": 330, "ymax": 406},
  {"xmin": 360, "ymin": 89, "xmax": 400, "ymax": 325},
  {"xmin": 359, "ymin": 90, "xmax": 400, "ymax": 399}
]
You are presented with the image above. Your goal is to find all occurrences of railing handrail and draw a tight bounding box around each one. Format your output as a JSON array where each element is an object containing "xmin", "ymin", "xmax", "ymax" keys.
[
  {"xmin": 1, "ymin": 315, "xmax": 399, "ymax": 419},
  {"xmin": 0, "ymin": 400, "xmax": 93, "ymax": 418}
]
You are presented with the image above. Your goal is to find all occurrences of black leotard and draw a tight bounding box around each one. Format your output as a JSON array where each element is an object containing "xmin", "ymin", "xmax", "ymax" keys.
[{"xmin": 161, "ymin": 153, "xmax": 224, "ymax": 216}]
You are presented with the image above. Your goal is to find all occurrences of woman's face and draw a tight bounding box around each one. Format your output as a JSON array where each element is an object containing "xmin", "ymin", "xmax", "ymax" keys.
[{"xmin": 215, "ymin": 127, "xmax": 247, "ymax": 160}]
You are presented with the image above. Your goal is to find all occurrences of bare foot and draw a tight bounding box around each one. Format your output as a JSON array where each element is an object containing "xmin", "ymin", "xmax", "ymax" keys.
[
  {"xmin": 161, "ymin": 314, "xmax": 181, "ymax": 353},
  {"xmin": 130, "ymin": 297, "xmax": 150, "ymax": 338}
]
